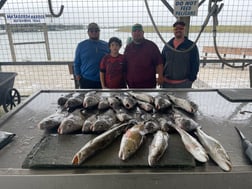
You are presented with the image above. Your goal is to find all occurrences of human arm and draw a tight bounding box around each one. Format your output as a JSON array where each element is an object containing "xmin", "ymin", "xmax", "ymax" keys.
[
  {"xmin": 99, "ymin": 55, "xmax": 108, "ymax": 89},
  {"xmin": 153, "ymin": 42, "xmax": 164, "ymax": 85},
  {"xmin": 73, "ymin": 43, "xmax": 82, "ymax": 81},
  {"xmin": 100, "ymin": 71, "xmax": 107, "ymax": 89},
  {"xmin": 156, "ymin": 63, "xmax": 164, "ymax": 85},
  {"xmin": 189, "ymin": 46, "xmax": 200, "ymax": 82}
]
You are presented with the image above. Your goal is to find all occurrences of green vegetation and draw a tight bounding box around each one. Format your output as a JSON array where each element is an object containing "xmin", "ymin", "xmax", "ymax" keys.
[{"xmin": 117, "ymin": 25, "xmax": 252, "ymax": 33}]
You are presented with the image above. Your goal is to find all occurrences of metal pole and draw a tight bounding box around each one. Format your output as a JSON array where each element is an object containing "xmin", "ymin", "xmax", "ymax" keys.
[{"xmin": 179, "ymin": 16, "xmax": 190, "ymax": 37}]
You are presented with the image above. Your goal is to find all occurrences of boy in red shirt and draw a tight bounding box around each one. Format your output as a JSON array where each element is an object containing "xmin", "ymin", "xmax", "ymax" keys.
[{"xmin": 100, "ymin": 37, "xmax": 127, "ymax": 89}]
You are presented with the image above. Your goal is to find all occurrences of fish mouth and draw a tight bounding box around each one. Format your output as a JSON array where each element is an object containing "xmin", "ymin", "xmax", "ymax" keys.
[
  {"xmin": 72, "ymin": 155, "xmax": 79, "ymax": 165},
  {"xmin": 125, "ymin": 103, "xmax": 131, "ymax": 109},
  {"xmin": 57, "ymin": 127, "xmax": 62, "ymax": 134}
]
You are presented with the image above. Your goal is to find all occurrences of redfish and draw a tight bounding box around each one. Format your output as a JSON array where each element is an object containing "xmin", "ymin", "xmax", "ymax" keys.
[
  {"xmin": 148, "ymin": 130, "xmax": 169, "ymax": 166},
  {"xmin": 72, "ymin": 122, "xmax": 133, "ymax": 165},
  {"xmin": 118, "ymin": 122, "xmax": 145, "ymax": 160}
]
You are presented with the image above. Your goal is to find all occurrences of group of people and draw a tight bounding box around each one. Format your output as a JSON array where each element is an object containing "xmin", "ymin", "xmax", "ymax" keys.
[{"xmin": 74, "ymin": 21, "xmax": 199, "ymax": 89}]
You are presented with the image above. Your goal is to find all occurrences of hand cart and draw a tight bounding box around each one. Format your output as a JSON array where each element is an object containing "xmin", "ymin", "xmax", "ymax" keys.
[{"xmin": 0, "ymin": 72, "xmax": 21, "ymax": 112}]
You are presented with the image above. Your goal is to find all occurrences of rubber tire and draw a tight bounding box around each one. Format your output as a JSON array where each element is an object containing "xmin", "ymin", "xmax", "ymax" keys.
[{"xmin": 3, "ymin": 88, "xmax": 21, "ymax": 112}]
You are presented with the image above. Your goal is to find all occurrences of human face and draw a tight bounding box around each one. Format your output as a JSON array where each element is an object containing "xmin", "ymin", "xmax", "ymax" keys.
[
  {"xmin": 132, "ymin": 30, "xmax": 144, "ymax": 43},
  {"xmin": 88, "ymin": 28, "xmax": 100, "ymax": 40},
  {"xmin": 109, "ymin": 42, "xmax": 121, "ymax": 56},
  {"xmin": 173, "ymin": 25, "xmax": 185, "ymax": 39}
]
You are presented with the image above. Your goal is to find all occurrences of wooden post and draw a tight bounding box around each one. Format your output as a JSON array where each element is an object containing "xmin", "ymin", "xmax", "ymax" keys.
[
  {"xmin": 250, "ymin": 66, "xmax": 252, "ymax": 88},
  {"xmin": 43, "ymin": 23, "xmax": 51, "ymax": 60},
  {"xmin": 6, "ymin": 24, "xmax": 16, "ymax": 62}
]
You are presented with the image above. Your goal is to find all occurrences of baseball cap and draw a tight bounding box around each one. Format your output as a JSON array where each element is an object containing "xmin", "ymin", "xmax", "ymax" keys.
[
  {"xmin": 132, "ymin": 23, "xmax": 143, "ymax": 32},
  {"xmin": 88, "ymin": 23, "xmax": 100, "ymax": 31},
  {"xmin": 173, "ymin": 21, "xmax": 186, "ymax": 27}
]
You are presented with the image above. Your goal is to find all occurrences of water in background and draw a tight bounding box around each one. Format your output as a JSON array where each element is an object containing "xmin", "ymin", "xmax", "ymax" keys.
[{"xmin": 0, "ymin": 28, "xmax": 252, "ymax": 62}]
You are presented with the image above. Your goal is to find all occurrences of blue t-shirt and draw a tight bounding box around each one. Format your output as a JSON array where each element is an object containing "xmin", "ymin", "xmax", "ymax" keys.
[{"xmin": 74, "ymin": 39, "xmax": 109, "ymax": 81}]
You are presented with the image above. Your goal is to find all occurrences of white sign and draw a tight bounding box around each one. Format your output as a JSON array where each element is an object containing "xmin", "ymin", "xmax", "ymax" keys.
[
  {"xmin": 174, "ymin": 0, "xmax": 199, "ymax": 17},
  {"xmin": 5, "ymin": 13, "xmax": 46, "ymax": 24}
]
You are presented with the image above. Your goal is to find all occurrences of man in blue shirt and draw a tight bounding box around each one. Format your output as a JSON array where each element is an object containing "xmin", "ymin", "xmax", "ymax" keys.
[{"xmin": 74, "ymin": 23, "xmax": 109, "ymax": 89}]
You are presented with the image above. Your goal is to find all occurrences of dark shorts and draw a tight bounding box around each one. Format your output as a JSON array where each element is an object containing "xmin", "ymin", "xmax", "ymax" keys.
[{"xmin": 79, "ymin": 76, "xmax": 102, "ymax": 89}]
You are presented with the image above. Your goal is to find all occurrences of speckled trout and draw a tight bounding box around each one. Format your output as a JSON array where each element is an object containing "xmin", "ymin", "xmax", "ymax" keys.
[
  {"xmin": 172, "ymin": 123, "xmax": 209, "ymax": 163},
  {"xmin": 72, "ymin": 122, "xmax": 133, "ymax": 165},
  {"xmin": 196, "ymin": 127, "xmax": 232, "ymax": 172}
]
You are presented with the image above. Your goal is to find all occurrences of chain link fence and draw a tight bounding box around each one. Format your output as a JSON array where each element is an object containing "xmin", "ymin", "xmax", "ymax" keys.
[{"xmin": 0, "ymin": 0, "xmax": 251, "ymax": 96}]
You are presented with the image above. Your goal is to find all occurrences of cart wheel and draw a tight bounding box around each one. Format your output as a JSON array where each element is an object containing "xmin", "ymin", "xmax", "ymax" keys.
[{"xmin": 3, "ymin": 88, "xmax": 21, "ymax": 112}]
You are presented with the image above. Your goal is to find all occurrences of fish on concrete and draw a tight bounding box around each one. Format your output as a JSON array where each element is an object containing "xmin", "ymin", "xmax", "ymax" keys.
[
  {"xmin": 153, "ymin": 113, "xmax": 173, "ymax": 132},
  {"xmin": 107, "ymin": 95, "xmax": 122, "ymax": 110},
  {"xmin": 196, "ymin": 127, "xmax": 232, "ymax": 171},
  {"xmin": 167, "ymin": 94, "xmax": 198, "ymax": 114},
  {"xmin": 57, "ymin": 109, "xmax": 85, "ymax": 134},
  {"xmin": 72, "ymin": 122, "xmax": 134, "ymax": 165},
  {"xmin": 82, "ymin": 114, "xmax": 97, "ymax": 133},
  {"xmin": 171, "ymin": 123, "xmax": 209, "ymax": 163},
  {"xmin": 118, "ymin": 122, "xmax": 145, "ymax": 160},
  {"xmin": 83, "ymin": 91, "xmax": 99, "ymax": 109},
  {"xmin": 38, "ymin": 110, "xmax": 69, "ymax": 130},
  {"xmin": 91, "ymin": 109, "xmax": 118, "ymax": 133},
  {"xmin": 143, "ymin": 119, "xmax": 161, "ymax": 134},
  {"xmin": 114, "ymin": 107, "xmax": 133, "ymax": 122},
  {"xmin": 57, "ymin": 93, "xmax": 73, "ymax": 106},
  {"xmin": 148, "ymin": 130, "xmax": 169, "ymax": 166},
  {"xmin": 97, "ymin": 96, "xmax": 110, "ymax": 110},
  {"xmin": 80, "ymin": 109, "xmax": 98, "ymax": 120},
  {"xmin": 154, "ymin": 94, "xmax": 172, "ymax": 111},
  {"xmin": 115, "ymin": 92, "xmax": 137, "ymax": 110},
  {"xmin": 64, "ymin": 92, "xmax": 85, "ymax": 111},
  {"xmin": 128, "ymin": 91, "xmax": 154, "ymax": 104},
  {"xmin": 137, "ymin": 100, "xmax": 154, "ymax": 112},
  {"xmin": 171, "ymin": 109, "xmax": 201, "ymax": 132},
  {"xmin": 0, "ymin": 131, "xmax": 16, "ymax": 150}
]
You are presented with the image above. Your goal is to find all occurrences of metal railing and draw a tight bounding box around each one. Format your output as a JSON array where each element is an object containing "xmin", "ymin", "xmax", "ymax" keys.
[{"xmin": 0, "ymin": 59, "xmax": 251, "ymax": 96}]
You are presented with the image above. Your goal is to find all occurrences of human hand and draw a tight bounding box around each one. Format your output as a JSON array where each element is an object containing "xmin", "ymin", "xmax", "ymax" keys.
[
  {"xmin": 156, "ymin": 75, "xmax": 164, "ymax": 85},
  {"xmin": 75, "ymin": 75, "xmax": 81, "ymax": 81}
]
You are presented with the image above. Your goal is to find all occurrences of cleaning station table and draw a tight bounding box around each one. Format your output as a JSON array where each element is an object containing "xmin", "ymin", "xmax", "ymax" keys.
[{"xmin": 0, "ymin": 89, "xmax": 252, "ymax": 189}]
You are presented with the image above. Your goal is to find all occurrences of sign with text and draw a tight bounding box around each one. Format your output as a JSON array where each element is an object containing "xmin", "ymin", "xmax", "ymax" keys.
[
  {"xmin": 174, "ymin": 0, "xmax": 199, "ymax": 17},
  {"xmin": 5, "ymin": 13, "xmax": 46, "ymax": 24}
]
